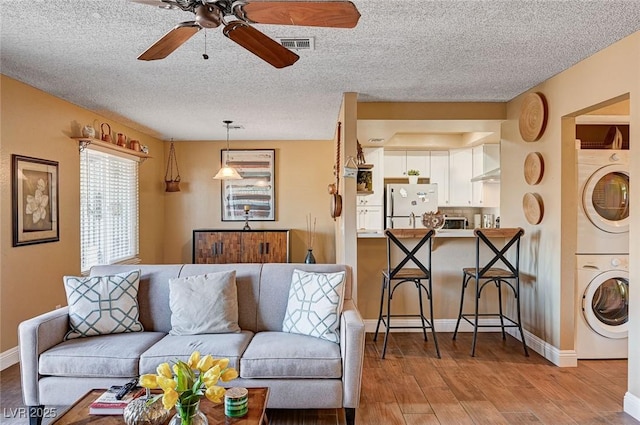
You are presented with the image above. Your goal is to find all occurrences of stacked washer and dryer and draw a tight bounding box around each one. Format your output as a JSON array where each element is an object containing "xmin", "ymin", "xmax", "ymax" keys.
[{"xmin": 575, "ymin": 147, "xmax": 630, "ymax": 359}]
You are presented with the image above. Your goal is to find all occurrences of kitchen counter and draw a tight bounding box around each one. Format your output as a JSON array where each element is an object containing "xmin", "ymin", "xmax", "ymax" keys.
[{"xmin": 357, "ymin": 228, "xmax": 476, "ymax": 238}]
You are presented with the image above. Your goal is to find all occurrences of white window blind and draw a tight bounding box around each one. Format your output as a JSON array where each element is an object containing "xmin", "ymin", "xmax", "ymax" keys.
[{"xmin": 80, "ymin": 148, "xmax": 139, "ymax": 273}]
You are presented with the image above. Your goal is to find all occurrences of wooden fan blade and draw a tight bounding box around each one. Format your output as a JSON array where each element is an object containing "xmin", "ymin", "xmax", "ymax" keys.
[
  {"xmin": 138, "ymin": 22, "xmax": 201, "ymax": 61},
  {"xmin": 223, "ymin": 21, "xmax": 299, "ymax": 69},
  {"xmin": 239, "ymin": 1, "xmax": 360, "ymax": 28}
]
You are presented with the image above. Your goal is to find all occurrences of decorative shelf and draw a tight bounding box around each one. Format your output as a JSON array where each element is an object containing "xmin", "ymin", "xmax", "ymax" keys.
[
  {"xmin": 71, "ymin": 137, "xmax": 152, "ymax": 160},
  {"xmin": 357, "ymin": 163, "xmax": 374, "ymax": 169}
]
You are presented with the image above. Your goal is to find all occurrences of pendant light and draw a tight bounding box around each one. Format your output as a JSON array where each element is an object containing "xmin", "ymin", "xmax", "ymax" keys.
[{"xmin": 213, "ymin": 120, "xmax": 242, "ymax": 180}]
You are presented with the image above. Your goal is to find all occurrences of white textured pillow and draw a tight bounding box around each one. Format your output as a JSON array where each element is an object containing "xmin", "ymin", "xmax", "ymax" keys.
[
  {"xmin": 169, "ymin": 270, "xmax": 241, "ymax": 335},
  {"xmin": 64, "ymin": 270, "xmax": 144, "ymax": 340},
  {"xmin": 282, "ymin": 269, "xmax": 346, "ymax": 343}
]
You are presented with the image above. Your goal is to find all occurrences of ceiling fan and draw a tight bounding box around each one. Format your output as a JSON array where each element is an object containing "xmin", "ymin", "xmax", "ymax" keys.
[{"xmin": 133, "ymin": 0, "xmax": 361, "ymax": 68}]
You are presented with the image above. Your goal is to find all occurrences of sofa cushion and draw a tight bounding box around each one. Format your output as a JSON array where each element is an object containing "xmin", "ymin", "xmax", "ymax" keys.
[
  {"xmin": 240, "ymin": 331, "xmax": 342, "ymax": 379},
  {"xmin": 63, "ymin": 270, "xmax": 144, "ymax": 340},
  {"xmin": 282, "ymin": 269, "xmax": 345, "ymax": 343},
  {"xmin": 139, "ymin": 331, "xmax": 254, "ymax": 374},
  {"xmin": 169, "ymin": 270, "xmax": 241, "ymax": 335},
  {"xmin": 39, "ymin": 332, "xmax": 166, "ymax": 377}
]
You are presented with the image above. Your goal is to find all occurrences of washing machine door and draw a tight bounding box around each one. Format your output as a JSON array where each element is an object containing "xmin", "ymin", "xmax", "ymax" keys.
[
  {"xmin": 582, "ymin": 163, "xmax": 629, "ymax": 234},
  {"xmin": 582, "ymin": 270, "xmax": 629, "ymax": 339}
]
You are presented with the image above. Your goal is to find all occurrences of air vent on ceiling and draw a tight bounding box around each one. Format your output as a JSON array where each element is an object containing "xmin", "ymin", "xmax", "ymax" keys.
[{"xmin": 278, "ymin": 37, "xmax": 315, "ymax": 50}]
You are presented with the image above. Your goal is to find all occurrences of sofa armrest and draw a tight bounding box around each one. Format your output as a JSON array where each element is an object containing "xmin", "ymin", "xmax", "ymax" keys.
[
  {"xmin": 18, "ymin": 307, "xmax": 69, "ymax": 406},
  {"xmin": 340, "ymin": 299, "xmax": 365, "ymax": 409}
]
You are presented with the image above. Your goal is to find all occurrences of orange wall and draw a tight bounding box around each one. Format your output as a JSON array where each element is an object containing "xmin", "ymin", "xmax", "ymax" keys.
[{"xmin": 0, "ymin": 75, "xmax": 166, "ymax": 351}]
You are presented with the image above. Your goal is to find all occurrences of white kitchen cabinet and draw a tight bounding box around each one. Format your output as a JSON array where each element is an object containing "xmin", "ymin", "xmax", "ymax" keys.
[
  {"xmin": 449, "ymin": 148, "xmax": 473, "ymax": 206},
  {"xmin": 383, "ymin": 151, "xmax": 429, "ymax": 177},
  {"xmin": 472, "ymin": 144, "xmax": 500, "ymax": 207},
  {"xmin": 429, "ymin": 151, "xmax": 450, "ymax": 206},
  {"xmin": 357, "ymin": 206, "xmax": 383, "ymax": 232}
]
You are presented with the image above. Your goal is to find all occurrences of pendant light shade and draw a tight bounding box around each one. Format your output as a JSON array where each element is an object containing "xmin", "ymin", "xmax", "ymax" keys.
[{"xmin": 214, "ymin": 120, "xmax": 243, "ymax": 180}]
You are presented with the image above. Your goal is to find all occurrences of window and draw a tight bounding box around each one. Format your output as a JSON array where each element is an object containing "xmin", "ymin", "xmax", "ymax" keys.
[{"xmin": 80, "ymin": 148, "xmax": 139, "ymax": 273}]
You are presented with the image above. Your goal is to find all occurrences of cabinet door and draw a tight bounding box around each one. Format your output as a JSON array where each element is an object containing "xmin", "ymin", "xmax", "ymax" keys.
[
  {"xmin": 193, "ymin": 232, "xmax": 240, "ymax": 264},
  {"xmin": 429, "ymin": 151, "xmax": 450, "ymax": 206},
  {"xmin": 384, "ymin": 151, "xmax": 407, "ymax": 177},
  {"xmin": 262, "ymin": 232, "xmax": 288, "ymax": 263},
  {"xmin": 472, "ymin": 146, "xmax": 484, "ymax": 206},
  {"xmin": 362, "ymin": 147, "xmax": 384, "ymax": 205},
  {"xmin": 406, "ymin": 151, "xmax": 430, "ymax": 177},
  {"xmin": 449, "ymin": 148, "xmax": 473, "ymax": 206},
  {"xmin": 241, "ymin": 232, "xmax": 288, "ymax": 263},
  {"xmin": 357, "ymin": 206, "xmax": 383, "ymax": 232}
]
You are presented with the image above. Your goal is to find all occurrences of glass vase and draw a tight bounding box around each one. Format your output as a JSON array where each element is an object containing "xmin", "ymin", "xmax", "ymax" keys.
[
  {"xmin": 304, "ymin": 249, "xmax": 316, "ymax": 264},
  {"xmin": 169, "ymin": 400, "xmax": 208, "ymax": 425}
]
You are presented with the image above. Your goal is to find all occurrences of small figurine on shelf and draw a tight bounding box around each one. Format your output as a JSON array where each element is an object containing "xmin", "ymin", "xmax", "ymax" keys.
[{"xmin": 243, "ymin": 205, "xmax": 251, "ymax": 231}]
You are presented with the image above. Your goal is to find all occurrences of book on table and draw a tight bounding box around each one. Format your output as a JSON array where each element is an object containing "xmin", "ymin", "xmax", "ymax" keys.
[{"xmin": 89, "ymin": 386, "xmax": 146, "ymax": 415}]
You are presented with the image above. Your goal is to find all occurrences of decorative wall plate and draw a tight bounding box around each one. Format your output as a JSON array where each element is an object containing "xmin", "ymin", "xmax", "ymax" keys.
[
  {"xmin": 523, "ymin": 192, "xmax": 544, "ymax": 225},
  {"xmin": 524, "ymin": 152, "xmax": 545, "ymax": 185},
  {"xmin": 519, "ymin": 92, "xmax": 548, "ymax": 142}
]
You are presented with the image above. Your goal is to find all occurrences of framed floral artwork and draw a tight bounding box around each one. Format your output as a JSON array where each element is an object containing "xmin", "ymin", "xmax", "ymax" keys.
[
  {"xmin": 12, "ymin": 155, "xmax": 59, "ymax": 246},
  {"xmin": 221, "ymin": 149, "xmax": 275, "ymax": 221}
]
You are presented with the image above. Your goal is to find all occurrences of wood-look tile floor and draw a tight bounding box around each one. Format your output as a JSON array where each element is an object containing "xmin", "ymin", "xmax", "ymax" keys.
[{"xmin": 1, "ymin": 332, "xmax": 637, "ymax": 425}]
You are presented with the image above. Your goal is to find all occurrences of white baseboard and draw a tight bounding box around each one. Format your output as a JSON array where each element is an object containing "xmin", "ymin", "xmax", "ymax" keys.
[
  {"xmin": 365, "ymin": 318, "xmax": 578, "ymax": 367},
  {"xmin": 1, "ymin": 346, "xmax": 20, "ymax": 371},
  {"xmin": 624, "ymin": 392, "xmax": 640, "ymax": 421}
]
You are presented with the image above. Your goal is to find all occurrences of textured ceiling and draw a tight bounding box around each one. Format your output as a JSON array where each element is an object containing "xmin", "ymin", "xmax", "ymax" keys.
[{"xmin": 2, "ymin": 0, "xmax": 640, "ymax": 141}]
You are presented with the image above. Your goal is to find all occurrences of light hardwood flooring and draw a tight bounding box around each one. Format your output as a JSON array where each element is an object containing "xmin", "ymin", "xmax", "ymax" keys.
[{"xmin": 1, "ymin": 332, "xmax": 638, "ymax": 425}]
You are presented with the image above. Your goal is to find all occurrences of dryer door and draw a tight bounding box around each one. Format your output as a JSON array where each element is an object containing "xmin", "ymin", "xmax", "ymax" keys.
[
  {"xmin": 582, "ymin": 164, "xmax": 629, "ymax": 234},
  {"xmin": 582, "ymin": 270, "xmax": 629, "ymax": 339}
]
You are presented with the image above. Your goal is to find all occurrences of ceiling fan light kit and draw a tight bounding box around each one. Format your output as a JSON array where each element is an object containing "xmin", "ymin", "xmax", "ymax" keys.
[{"xmin": 134, "ymin": 0, "xmax": 360, "ymax": 68}]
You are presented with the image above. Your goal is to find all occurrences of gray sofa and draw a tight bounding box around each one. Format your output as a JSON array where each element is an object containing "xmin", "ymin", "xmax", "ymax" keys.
[{"xmin": 19, "ymin": 263, "xmax": 365, "ymax": 425}]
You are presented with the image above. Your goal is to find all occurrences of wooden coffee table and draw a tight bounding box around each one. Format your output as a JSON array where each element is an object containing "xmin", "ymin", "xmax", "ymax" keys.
[{"xmin": 50, "ymin": 387, "xmax": 269, "ymax": 425}]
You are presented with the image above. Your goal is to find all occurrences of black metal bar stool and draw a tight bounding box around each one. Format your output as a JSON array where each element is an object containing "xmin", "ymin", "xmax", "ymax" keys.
[
  {"xmin": 452, "ymin": 227, "xmax": 529, "ymax": 357},
  {"xmin": 373, "ymin": 228, "xmax": 440, "ymax": 359}
]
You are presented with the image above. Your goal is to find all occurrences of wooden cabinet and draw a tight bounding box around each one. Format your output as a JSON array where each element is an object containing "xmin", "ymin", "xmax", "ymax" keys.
[{"xmin": 193, "ymin": 230, "xmax": 289, "ymax": 264}]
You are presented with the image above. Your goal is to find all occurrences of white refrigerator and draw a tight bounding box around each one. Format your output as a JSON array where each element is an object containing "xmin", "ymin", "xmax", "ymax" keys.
[{"xmin": 385, "ymin": 184, "xmax": 439, "ymax": 229}]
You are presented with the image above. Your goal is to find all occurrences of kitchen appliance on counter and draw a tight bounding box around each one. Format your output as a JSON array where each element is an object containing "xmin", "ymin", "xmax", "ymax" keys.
[
  {"xmin": 385, "ymin": 184, "xmax": 438, "ymax": 229},
  {"xmin": 442, "ymin": 216, "xmax": 467, "ymax": 229}
]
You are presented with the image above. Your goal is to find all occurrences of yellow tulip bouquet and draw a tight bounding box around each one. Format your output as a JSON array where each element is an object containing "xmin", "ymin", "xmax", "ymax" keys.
[{"xmin": 139, "ymin": 351, "xmax": 238, "ymax": 425}]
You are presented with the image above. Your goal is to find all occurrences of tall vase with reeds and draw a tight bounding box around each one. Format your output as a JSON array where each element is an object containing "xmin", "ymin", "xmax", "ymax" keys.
[{"xmin": 305, "ymin": 214, "xmax": 317, "ymax": 264}]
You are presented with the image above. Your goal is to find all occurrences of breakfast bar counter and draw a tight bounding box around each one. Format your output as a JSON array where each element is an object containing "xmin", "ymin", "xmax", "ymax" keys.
[{"xmin": 356, "ymin": 228, "xmax": 505, "ymax": 326}]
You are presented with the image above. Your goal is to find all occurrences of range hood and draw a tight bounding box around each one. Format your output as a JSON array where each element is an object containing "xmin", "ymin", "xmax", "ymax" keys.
[{"xmin": 471, "ymin": 168, "xmax": 500, "ymax": 183}]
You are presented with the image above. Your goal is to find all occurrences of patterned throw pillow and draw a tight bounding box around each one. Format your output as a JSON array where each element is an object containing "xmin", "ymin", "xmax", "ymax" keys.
[
  {"xmin": 63, "ymin": 270, "xmax": 144, "ymax": 340},
  {"xmin": 282, "ymin": 269, "xmax": 346, "ymax": 343}
]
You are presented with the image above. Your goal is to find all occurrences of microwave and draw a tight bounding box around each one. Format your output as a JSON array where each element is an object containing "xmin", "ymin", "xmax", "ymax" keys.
[{"xmin": 443, "ymin": 217, "xmax": 467, "ymax": 229}]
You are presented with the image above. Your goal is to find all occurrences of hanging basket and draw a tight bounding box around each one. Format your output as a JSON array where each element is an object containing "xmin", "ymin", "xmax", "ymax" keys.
[{"xmin": 165, "ymin": 141, "xmax": 181, "ymax": 192}]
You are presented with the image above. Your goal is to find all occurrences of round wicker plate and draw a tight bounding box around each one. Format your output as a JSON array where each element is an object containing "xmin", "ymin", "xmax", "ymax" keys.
[
  {"xmin": 523, "ymin": 192, "xmax": 544, "ymax": 225},
  {"xmin": 524, "ymin": 152, "xmax": 544, "ymax": 185},
  {"xmin": 519, "ymin": 92, "xmax": 548, "ymax": 142}
]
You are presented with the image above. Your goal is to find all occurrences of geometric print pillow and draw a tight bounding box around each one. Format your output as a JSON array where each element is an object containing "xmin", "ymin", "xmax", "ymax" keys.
[
  {"xmin": 63, "ymin": 270, "xmax": 144, "ymax": 340},
  {"xmin": 282, "ymin": 269, "xmax": 346, "ymax": 343}
]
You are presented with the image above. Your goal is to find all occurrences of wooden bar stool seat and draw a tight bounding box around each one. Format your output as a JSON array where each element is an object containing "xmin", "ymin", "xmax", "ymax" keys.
[
  {"xmin": 373, "ymin": 228, "xmax": 440, "ymax": 359},
  {"xmin": 452, "ymin": 227, "xmax": 529, "ymax": 357}
]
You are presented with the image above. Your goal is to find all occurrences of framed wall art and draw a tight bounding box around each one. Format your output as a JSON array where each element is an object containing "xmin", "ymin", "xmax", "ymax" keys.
[
  {"xmin": 12, "ymin": 155, "xmax": 59, "ymax": 246},
  {"xmin": 221, "ymin": 149, "xmax": 275, "ymax": 221}
]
